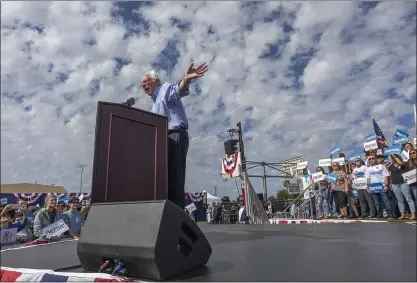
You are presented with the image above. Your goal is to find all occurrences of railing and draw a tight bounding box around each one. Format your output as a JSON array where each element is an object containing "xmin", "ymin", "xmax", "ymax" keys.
[{"xmin": 242, "ymin": 168, "xmax": 270, "ymax": 224}]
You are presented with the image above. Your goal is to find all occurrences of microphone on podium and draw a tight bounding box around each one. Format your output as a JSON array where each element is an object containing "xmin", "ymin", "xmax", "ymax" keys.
[{"xmin": 122, "ymin": 97, "xmax": 136, "ymax": 107}]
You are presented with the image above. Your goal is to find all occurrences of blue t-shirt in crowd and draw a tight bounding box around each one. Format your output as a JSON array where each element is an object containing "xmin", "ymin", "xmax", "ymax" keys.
[{"xmin": 63, "ymin": 210, "xmax": 84, "ymax": 236}]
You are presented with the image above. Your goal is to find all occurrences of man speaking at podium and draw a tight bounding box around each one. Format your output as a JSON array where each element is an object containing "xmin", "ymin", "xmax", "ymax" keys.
[{"xmin": 141, "ymin": 63, "xmax": 208, "ymax": 209}]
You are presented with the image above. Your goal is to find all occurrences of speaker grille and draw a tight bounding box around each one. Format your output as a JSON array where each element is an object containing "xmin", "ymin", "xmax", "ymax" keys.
[{"xmin": 224, "ymin": 139, "xmax": 239, "ymax": 155}]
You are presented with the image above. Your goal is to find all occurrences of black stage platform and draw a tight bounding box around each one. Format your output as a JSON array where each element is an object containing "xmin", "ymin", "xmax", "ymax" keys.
[{"xmin": 1, "ymin": 223, "xmax": 416, "ymax": 282}]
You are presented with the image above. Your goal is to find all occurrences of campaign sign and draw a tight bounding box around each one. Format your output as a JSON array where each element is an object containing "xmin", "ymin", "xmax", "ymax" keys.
[
  {"xmin": 353, "ymin": 177, "xmax": 367, "ymax": 190},
  {"xmin": 351, "ymin": 189, "xmax": 359, "ymax": 197},
  {"xmin": 348, "ymin": 153, "xmax": 361, "ymax": 162},
  {"xmin": 395, "ymin": 129, "xmax": 409, "ymax": 138},
  {"xmin": 368, "ymin": 182, "xmax": 384, "ymax": 194},
  {"xmin": 41, "ymin": 219, "xmax": 69, "ymax": 239},
  {"xmin": 1, "ymin": 228, "xmax": 17, "ymax": 245},
  {"xmin": 384, "ymin": 145, "xmax": 402, "ymax": 156},
  {"xmin": 296, "ymin": 161, "xmax": 308, "ymax": 170},
  {"xmin": 1, "ymin": 198, "xmax": 7, "ymax": 205},
  {"xmin": 326, "ymin": 173, "xmax": 339, "ymax": 184},
  {"xmin": 402, "ymin": 169, "xmax": 416, "ymax": 185},
  {"xmin": 392, "ymin": 135, "xmax": 408, "ymax": 145},
  {"xmin": 185, "ymin": 202, "xmax": 197, "ymax": 212},
  {"xmin": 366, "ymin": 133, "xmax": 376, "ymax": 142},
  {"xmin": 330, "ymin": 147, "xmax": 340, "ymax": 156},
  {"xmin": 364, "ymin": 140, "xmax": 378, "ymax": 151},
  {"xmin": 332, "ymin": 157, "xmax": 345, "ymax": 165},
  {"xmin": 401, "ymin": 150, "xmax": 409, "ymax": 162},
  {"xmin": 319, "ymin": 159, "xmax": 332, "ymax": 167},
  {"xmin": 312, "ymin": 172, "xmax": 325, "ymax": 183}
]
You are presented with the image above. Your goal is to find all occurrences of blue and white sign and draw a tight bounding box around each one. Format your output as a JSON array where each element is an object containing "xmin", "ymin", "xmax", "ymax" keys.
[
  {"xmin": 368, "ymin": 182, "xmax": 384, "ymax": 194},
  {"xmin": 348, "ymin": 153, "xmax": 362, "ymax": 162},
  {"xmin": 326, "ymin": 173, "xmax": 339, "ymax": 184},
  {"xmin": 384, "ymin": 145, "xmax": 402, "ymax": 156},
  {"xmin": 351, "ymin": 189, "xmax": 359, "ymax": 197},
  {"xmin": 319, "ymin": 159, "xmax": 332, "ymax": 167},
  {"xmin": 394, "ymin": 129, "xmax": 409, "ymax": 138},
  {"xmin": 42, "ymin": 219, "xmax": 69, "ymax": 239},
  {"xmin": 353, "ymin": 178, "xmax": 367, "ymax": 190},
  {"xmin": 330, "ymin": 146, "xmax": 340, "ymax": 156},
  {"xmin": 392, "ymin": 135, "xmax": 408, "ymax": 145},
  {"xmin": 366, "ymin": 133, "xmax": 376, "ymax": 142}
]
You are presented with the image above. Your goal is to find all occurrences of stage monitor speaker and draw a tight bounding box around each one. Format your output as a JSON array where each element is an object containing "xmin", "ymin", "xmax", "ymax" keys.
[
  {"xmin": 224, "ymin": 139, "xmax": 239, "ymax": 155},
  {"xmin": 77, "ymin": 200, "xmax": 212, "ymax": 281}
]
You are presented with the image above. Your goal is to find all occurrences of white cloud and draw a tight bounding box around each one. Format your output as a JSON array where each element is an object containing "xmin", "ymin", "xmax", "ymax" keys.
[{"xmin": 1, "ymin": 1, "xmax": 416, "ymax": 199}]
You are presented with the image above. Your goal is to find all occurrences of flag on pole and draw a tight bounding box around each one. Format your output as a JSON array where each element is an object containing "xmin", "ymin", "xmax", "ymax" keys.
[{"xmin": 372, "ymin": 118, "xmax": 388, "ymax": 148}]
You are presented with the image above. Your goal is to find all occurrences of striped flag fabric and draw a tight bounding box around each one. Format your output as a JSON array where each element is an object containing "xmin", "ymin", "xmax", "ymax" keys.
[
  {"xmin": 0, "ymin": 267, "xmax": 140, "ymax": 282},
  {"xmin": 372, "ymin": 118, "xmax": 388, "ymax": 148}
]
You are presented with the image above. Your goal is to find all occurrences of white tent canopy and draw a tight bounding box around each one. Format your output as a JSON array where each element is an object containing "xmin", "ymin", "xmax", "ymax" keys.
[{"xmin": 203, "ymin": 191, "xmax": 221, "ymax": 204}]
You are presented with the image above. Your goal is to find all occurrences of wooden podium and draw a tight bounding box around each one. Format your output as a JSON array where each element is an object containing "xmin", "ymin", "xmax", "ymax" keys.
[{"xmin": 90, "ymin": 102, "xmax": 168, "ymax": 204}]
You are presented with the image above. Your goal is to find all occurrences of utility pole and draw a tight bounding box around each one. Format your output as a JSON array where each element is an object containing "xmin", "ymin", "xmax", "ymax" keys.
[{"xmin": 77, "ymin": 164, "xmax": 87, "ymax": 195}]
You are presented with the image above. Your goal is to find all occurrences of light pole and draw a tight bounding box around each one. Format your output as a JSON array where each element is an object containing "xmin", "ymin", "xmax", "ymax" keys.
[{"xmin": 77, "ymin": 164, "xmax": 87, "ymax": 195}]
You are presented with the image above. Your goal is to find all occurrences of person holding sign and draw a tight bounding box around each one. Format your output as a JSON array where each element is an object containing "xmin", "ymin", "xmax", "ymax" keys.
[
  {"xmin": 388, "ymin": 154, "xmax": 416, "ymax": 220},
  {"xmin": 405, "ymin": 148, "xmax": 417, "ymax": 202},
  {"xmin": 313, "ymin": 167, "xmax": 329, "ymax": 219},
  {"xmin": 351, "ymin": 158, "xmax": 376, "ymax": 219},
  {"xmin": 0, "ymin": 202, "xmax": 28, "ymax": 232},
  {"xmin": 364, "ymin": 155, "xmax": 395, "ymax": 219},
  {"xmin": 329, "ymin": 162, "xmax": 349, "ymax": 218},
  {"xmin": 33, "ymin": 195, "xmax": 68, "ymax": 241}
]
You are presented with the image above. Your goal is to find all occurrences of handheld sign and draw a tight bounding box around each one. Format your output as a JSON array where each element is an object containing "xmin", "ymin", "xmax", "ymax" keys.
[
  {"xmin": 402, "ymin": 169, "xmax": 416, "ymax": 185},
  {"xmin": 330, "ymin": 147, "xmax": 340, "ymax": 156},
  {"xmin": 351, "ymin": 189, "xmax": 359, "ymax": 197},
  {"xmin": 319, "ymin": 159, "xmax": 332, "ymax": 167},
  {"xmin": 348, "ymin": 153, "xmax": 361, "ymax": 162},
  {"xmin": 312, "ymin": 172, "xmax": 325, "ymax": 183},
  {"xmin": 368, "ymin": 182, "xmax": 384, "ymax": 194},
  {"xmin": 1, "ymin": 228, "xmax": 17, "ymax": 245},
  {"xmin": 384, "ymin": 145, "xmax": 402, "ymax": 156},
  {"xmin": 353, "ymin": 178, "xmax": 367, "ymax": 190},
  {"xmin": 394, "ymin": 129, "xmax": 409, "ymax": 138},
  {"xmin": 1, "ymin": 198, "xmax": 7, "ymax": 205},
  {"xmin": 366, "ymin": 133, "xmax": 376, "ymax": 142},
  {"xmin": 364, "ymin": 140, "xmax": 378, "ymax": 151},
  {"xmin": 401, "ymin": 150, "xmax": 409, "ymax": 162},
  {"xmin": 332, "ymin": 157, "xmax": 345, "ymax": 165},
  {"xmin": 392, "ymin": 136, "xmax": 408, "ymax": 145},
  {"xmin": 185, "ymin": 202, "xmax": 197, "ymax": 212},
  {"xmin": 296, "ymin": 161, "xmax": 308, "ymax": 170},
  {"xmin": 326, "ymin": 173, "xmax": 339, "ymax": 184},
  {"xmin": 41, "ymin": 219, "xmax": 69, "ymax": 239}
]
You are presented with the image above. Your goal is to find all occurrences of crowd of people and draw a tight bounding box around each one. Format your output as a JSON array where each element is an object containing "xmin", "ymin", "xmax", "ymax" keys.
[
  {"xmin": 0, "ymin": 195, "xmax": 90, "ymax": 246},
  {"xmin": 298, "ymin": 141, "xmax": 417, "ymax": 220}
]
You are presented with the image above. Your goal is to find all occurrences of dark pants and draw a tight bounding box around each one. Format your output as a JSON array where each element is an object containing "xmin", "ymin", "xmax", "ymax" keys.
[
  {"xmin": 371, "ymin": 192, "xmax": 395, "ymax": 218},
  {"xmin": 168, "ymin": 129, "xmax": 189, "ymax": 210},
  {"xmin": 358, "ymin": 189, "xmax": 376, "ymax": 217}
]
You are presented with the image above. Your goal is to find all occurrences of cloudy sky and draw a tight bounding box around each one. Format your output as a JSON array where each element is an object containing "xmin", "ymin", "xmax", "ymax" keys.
[{"xmin": 1, "ymin": 1, "xmax": 416, "ymax": 199}]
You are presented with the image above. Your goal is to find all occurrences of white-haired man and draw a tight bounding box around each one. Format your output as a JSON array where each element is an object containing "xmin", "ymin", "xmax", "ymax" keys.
[{"xmin": 140, "ymin": 63, "xmax": 208, "ymax": 209}]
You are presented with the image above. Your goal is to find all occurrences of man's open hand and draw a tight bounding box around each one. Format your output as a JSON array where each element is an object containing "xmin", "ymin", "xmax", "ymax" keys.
[{"xmin": 184, "ymin": 62, "xmax": 208, "ymax": 82}]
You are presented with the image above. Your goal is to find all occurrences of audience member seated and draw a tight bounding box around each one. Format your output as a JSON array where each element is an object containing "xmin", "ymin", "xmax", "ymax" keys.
[
  {"xmin": 62, "ymin": 197, "xmax": 84, "ymax": 240},
  {"xmin": 0, "ymin": 202, "xmax": 28, "ymax": 232},
  {"xmin": 33, "ymin": 194, "xmax": 68, "ymax": 241}
]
